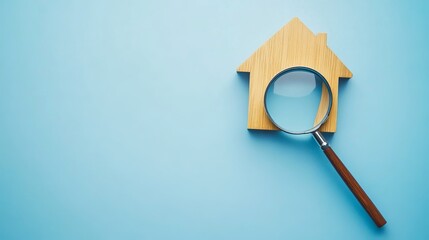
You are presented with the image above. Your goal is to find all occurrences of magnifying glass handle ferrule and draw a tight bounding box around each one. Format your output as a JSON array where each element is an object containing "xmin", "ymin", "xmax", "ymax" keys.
[{"xmin": 313, "ymin": 131, "xmax": 329, "ymax": 149}]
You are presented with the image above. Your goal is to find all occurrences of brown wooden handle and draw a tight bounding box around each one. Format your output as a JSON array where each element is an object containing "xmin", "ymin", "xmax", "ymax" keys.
[{"xmin": 323, "ymin": 146, "xmax": 387, "ymax": 227}]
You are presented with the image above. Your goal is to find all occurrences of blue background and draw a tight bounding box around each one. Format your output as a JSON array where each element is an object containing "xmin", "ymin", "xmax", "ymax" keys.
[{"xmin": 1, "ymin": 0, "xmax": 428, "ymax": 239}]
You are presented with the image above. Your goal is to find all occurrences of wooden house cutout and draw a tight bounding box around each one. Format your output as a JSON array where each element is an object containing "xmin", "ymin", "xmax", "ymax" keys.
[{"xmin": 237, "ymin": 17, "xmax": 352, "ymax": 132}]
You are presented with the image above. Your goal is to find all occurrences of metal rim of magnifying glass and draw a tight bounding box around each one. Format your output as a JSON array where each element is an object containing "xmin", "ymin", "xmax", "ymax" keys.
[{"xmin": 263, "ymin": 66, "xmax": 333, "ymax": 135}]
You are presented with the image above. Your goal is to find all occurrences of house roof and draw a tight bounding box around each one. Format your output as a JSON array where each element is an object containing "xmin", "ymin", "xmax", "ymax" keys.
[{"xmin": 237, "ymin": 17, "xmax": 352, "ymax": 79}]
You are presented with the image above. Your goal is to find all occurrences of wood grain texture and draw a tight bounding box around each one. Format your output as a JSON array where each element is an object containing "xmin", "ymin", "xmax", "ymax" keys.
[
  {"xmin": 323, "ymin": 146, "xmax": 387, "ymax": 227},
  {"xmin": 237, "ymin": 18, "xmax": 352, "ymax": 132}
]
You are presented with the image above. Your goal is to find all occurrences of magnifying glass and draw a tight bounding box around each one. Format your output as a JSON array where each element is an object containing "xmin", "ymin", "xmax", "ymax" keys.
[{"xmin": 264, "ymin": 67, "xmax": 386, "ymax": 227}]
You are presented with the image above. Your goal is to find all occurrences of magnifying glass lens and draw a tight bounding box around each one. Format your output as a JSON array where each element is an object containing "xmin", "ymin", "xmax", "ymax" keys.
[{"xmin": 265, "ymin": 69, "xmax": 330, "ymax": 134}]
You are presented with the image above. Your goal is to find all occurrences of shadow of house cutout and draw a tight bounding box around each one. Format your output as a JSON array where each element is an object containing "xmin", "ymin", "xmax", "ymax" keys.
[{"xmin": 237, "ymin": 17, "xmax": 352, "ymax": 133}]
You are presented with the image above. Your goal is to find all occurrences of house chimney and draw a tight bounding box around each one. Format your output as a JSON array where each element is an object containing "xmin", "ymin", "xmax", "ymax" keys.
[{"xmin": 316, "ymin": 33, "xmax": 327, "ymax": 45}]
